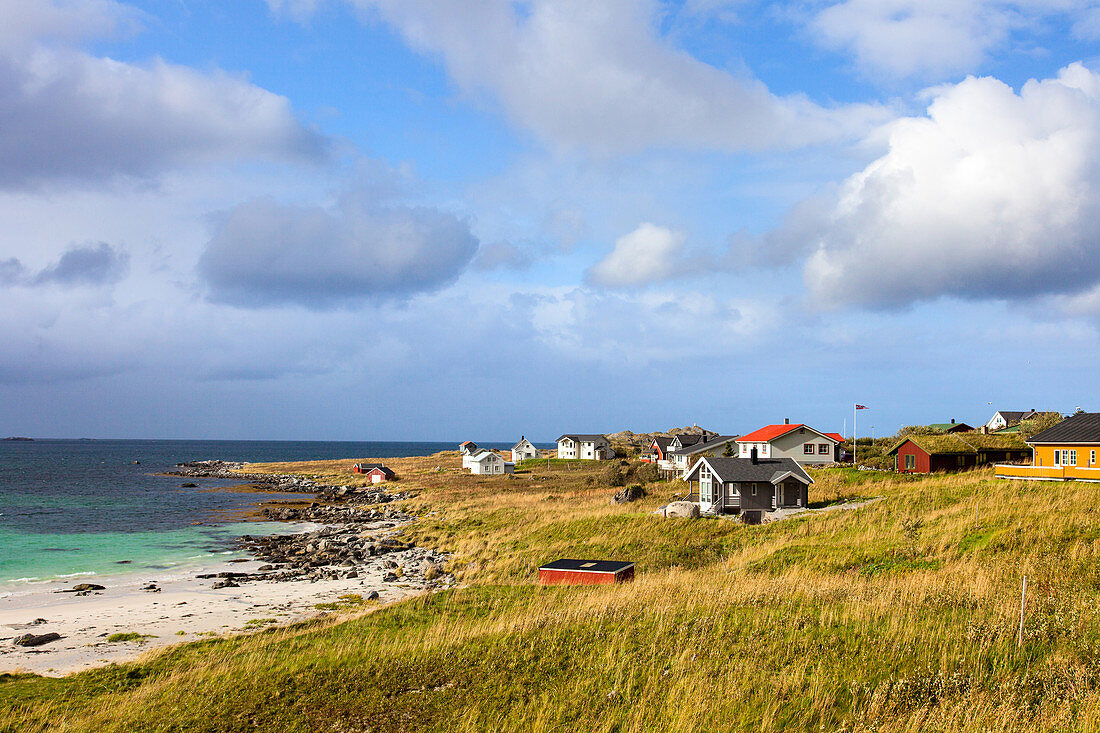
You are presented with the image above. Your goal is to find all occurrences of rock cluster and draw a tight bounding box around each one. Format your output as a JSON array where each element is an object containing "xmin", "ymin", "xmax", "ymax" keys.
[{"xmin": 611, "ymin": 485, "xmax": 647, "ymax": 504}]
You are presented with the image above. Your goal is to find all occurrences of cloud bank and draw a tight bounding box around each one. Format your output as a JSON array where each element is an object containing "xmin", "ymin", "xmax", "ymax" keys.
[
  {"xmin": 799, "ymin": 63, "xmax": 1100, "ymax": 309},
  {"xmin": 0, "ymin": 0, "xmax": 327, "ymax": 188},
  {"xmin": 279, "ymin": 0, "xmax": 885, "ymax": 153}
]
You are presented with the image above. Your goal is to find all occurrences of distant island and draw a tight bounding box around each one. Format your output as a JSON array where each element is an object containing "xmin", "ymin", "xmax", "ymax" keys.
[{"xmin": 3, "ymin": 436, "xmax": 33, "ymax": 441}]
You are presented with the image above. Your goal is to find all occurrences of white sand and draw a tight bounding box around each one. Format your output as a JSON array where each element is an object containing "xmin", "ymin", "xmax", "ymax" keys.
[{"xmin": 0, "ymin": 553, "xmax": 434, "ymax": 677}]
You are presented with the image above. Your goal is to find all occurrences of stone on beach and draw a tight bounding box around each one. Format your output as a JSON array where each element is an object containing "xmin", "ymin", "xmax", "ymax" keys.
[{"xmin": 14, "ymin": 632, "xmax": 62, "ymax": 647}]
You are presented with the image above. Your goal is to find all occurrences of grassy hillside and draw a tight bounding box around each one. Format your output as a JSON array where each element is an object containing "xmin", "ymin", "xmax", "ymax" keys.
[{"xmin": 5, "ymin": 455, "xmax": 1100, "ymax": 732}]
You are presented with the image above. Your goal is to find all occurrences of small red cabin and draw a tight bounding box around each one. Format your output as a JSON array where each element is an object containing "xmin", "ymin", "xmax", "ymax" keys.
[
  {"xmin": 352, "ymin": 463, "xmax": 395, "ymax": 483},
  {"xmin": 538, "ymin": 559, "xmax": 635, "ymax": 586}
]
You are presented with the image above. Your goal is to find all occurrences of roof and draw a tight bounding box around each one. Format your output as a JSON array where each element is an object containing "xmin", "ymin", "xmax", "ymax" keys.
[
  {"xmin": 685, "ymin": 457, "xmax": 813, "ymax": 485},
  {"xmin": 671, "ymin": 435, "xmax": 739, "ymax": 457},
  {"xmin": 512, "ymin": 437, "xmax": 536, "ymax": 450},
  {"xmin": 557, "ymin": 434, "xmax": 608, "ymax": 443},
  {"xmin": 459, "ymin": 441, "xmax": 476, "ymax": 447},
  {"xmin": 469, "ymin": 449, "xmax": 503, "ymax": 462},
  {"xmin": 737, "ymin": 424, "xmax": 840, "ymax": 444},
  {"xmin": 926, "ymin": 422, "xmax": 974, "ymax": 432},
  {"xmin": 652, "ymin": 437, "xmax": 672, "ymax": 451},
  {"xmin": 1029, "ymin": 413, "xmax": 1098, "ymax": 444},
  {"xmin": 354, "ymin": 463, "xmax": 394, "ymax": 475},
  {"xmin": 994, "ymin": 411, "xmax": 1033, "ymax": 423},
  {"xmin": 886, "ymin": 433, "xmax": 1029, "ymax": 455},
  {"xmin": 538, "ymin": 559, "xmax": 635, "ymax": 574}
]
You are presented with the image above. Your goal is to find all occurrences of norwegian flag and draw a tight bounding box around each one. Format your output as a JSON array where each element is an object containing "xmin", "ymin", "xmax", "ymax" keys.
[{"xmin": 855, "ymin": 404, "xmax": 869, "ymax": 410}]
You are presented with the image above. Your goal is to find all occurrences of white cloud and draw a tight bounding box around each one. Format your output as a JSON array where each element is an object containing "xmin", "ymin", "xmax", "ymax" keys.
[
  {"xmin": 810, "ymin": 0, "xmax": 1095, "ymax": 80},
  {"xmin": 279, "ymin": 0, "xmax": 884, "ymax": 153},
  {"xmin": 586, "ymin": 223, "xmax": 689, "ymax": 288},
  {"xmin": 800, "ymin": 62, "xmax": 1100, "ymax": 309},
  {"xmin": 0, "ymin": 0, "xmax": 327, "ymax": 188}
]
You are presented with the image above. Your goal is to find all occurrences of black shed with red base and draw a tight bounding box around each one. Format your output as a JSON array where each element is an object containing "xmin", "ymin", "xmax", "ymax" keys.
[{"xmin": 538, "ymin": 559, "xmax": 635, "ymax": 585}]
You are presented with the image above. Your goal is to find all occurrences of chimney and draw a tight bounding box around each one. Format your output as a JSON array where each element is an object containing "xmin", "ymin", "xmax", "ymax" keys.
[
  {"xmin": 750, "ymin": 447, "xmax": 758, "ymax": 464},
  {"xmin": 950, "ymin": 419, "xmax": 955, "ymax": 424},
  {"xmin": 784, "ymin": 418, "xmax": 790, "ymax": 425}
]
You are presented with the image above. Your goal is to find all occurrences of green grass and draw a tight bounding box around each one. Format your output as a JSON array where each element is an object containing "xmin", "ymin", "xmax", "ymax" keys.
[
  {"xmin": 8, "ymin": 457, "xmax": 1100, "ymax": 731},
  {"xmin": 104, "ymin": 633, "xmax": 155, "ymax": 644}
]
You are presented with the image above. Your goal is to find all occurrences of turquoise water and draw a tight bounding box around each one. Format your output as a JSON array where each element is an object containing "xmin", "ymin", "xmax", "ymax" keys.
[{"xmin": 0, "ymin": 438, "xmax": 525, "ymax": 589}]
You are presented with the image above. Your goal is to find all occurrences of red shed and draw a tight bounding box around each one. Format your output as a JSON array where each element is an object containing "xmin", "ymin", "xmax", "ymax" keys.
[
  {"xmin": 538, "ymin": 559, "xmax": 635, "ymax": 585},
  {"xmin": 352, "ymin": 463, "xmax": 395, "ymax": 483}
]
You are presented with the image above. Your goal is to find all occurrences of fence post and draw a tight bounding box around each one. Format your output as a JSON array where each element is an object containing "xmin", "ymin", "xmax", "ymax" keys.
[{"xmin": 1017, "ymin": 575, "xmax": 1027, "ymax": 649}]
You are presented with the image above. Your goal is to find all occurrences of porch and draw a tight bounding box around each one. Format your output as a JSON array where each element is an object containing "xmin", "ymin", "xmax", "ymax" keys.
[{"xmin": 995, "ymin": 464, "xmax": 1100, "ymax": 482}]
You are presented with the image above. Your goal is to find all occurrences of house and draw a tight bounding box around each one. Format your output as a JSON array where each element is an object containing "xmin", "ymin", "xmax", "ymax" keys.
[
  {"xmin": 985, "ymin": 410, "xmax": 1043, "ymax": 432},
  {"xmin": 352, "ymin": 463, "xmax": 395, "ymax": 483},
  {"xmin": 925, "ymin": 419, "xmax": 974, "ymax": 433},
  {"xmin": 996, "ymin": 412, "xmax": 1100, "ymax": 482},
  {"xmin": 465, "ymin": 449, "xmax": 514, "ymax": 475},
  {"xmin": 640, "ymin": 436, "xmax": 672, "ymax": 464},
  {"xmin": 667, "ymin": 435, "xmax": 739, "ymax": 476},
  {"xmin": 735, "ymin": 421, "xmax": 843, "ymax": 465},
  {"xmin": 538, "ymin": 559, "xmax": 635, "ymax": 585},
  {"xmin": 459, "ymin": 441, "xmax": 478, "ymax": 455},
  {"xmin": 511, "ymin": 436, "xmax": 540, "ymax": 462},
  {"xmin": 888, "ymin": 433, "xmax": 1029, "ymax": 474},
  {"xmin": 556, "ymin": 434, "xmax": 614, "ymax": 460},
  {"xmin": 681, "ymin": 455, "xmax": 814, "ymax": 521}
]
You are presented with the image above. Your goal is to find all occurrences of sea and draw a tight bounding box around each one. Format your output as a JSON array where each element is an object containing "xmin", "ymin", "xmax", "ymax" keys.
[{"xmin": 0, "ymin": 439, "xmax": 516, "ymax": 592}]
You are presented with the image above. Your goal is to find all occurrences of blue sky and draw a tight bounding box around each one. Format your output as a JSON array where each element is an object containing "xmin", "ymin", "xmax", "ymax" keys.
[{"xmin": 2, "ymin": 0, "xmax": 1100, "ymax": 442}]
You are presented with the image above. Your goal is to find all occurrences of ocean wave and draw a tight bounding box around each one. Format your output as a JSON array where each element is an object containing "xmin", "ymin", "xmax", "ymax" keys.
[{"xmin": 55, "ymin": 571, "xmax": 96, "ymax": 578}]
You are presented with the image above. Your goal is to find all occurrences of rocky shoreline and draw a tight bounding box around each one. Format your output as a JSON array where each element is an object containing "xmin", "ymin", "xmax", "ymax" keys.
[{"xmin": 168, "ymin": 460, "xmax": 453, "ymax": 590}]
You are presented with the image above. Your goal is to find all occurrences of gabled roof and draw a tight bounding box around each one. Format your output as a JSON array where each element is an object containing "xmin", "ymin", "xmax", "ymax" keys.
[
  {"xmin": 994, "ymin": 410, "xmax": 1033, "ymax": 423},
  {"xmin": 671, "ymin": 435, "xmax": 739, "ymax": 457},
  {"xmin": 652, "ymin": 437, "xmax": 672, "ymax": 451},
  {"xmin": 354, "ymin": 463, "xmax": 394, "ymax": 476},
  {"xmin": 512, "ymin": 437, "xmax": 537, "ymax": 450},
  {"xmin": 684, "ymin": 456, "xmax": 813, "ymax": 485},
  {"xmin": 737, "ymin": 424, "xmax": 840, "ymax": 444},
  {"xmin": 886, "ymin": 433, "xmax": 1029, "ymax": 456},
  {"xmin": 557, "ymin": 434, "xmax": 608, "ymax": 443},
  {"xmin": 469, "ymin": 449, "xmax": 503, "ymax": 462},
  {"xmin": 926, "ymin": 422, "xmax": 974, "ymax": 432},
  {"xmin": 1029, "ymin": 413, "xmax": 1097, "ymax": 444}
]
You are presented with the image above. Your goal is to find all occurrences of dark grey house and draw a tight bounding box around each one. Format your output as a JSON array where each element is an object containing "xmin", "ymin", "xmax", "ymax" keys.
[{"xmin": 681, "ymin": 455, "xmax": 813, "ymax": 521}]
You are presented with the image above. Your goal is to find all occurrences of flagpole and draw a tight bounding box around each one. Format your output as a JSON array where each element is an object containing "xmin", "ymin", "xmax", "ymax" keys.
[{"xmin": 853, "ymin": 403, "xmax": 857, "ymax": 466}]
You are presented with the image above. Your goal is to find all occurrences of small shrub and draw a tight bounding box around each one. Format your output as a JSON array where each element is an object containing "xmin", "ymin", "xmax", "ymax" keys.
[
  {"xmin": 605, "ymin": 464, "xmax": 626, "ymax": 487},
  {"xmin": 106, "ymin": 632, "xmax": 154, "ymax": 643}
]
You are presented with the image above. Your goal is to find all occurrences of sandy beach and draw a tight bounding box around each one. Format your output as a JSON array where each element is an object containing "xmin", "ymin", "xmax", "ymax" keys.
[{"xmin": 0, "ymin": 534, "xmax": 445, "ymax": 677}]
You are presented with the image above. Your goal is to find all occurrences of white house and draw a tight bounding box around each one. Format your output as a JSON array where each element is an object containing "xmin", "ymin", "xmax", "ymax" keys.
[
  {"xmin": 466, "ymin": 449, "xmax": 514, "ymax": 475},
  {"xmin": 556, "ymin": 434, "xmax": 614, "ymax": 460},
  {"xmin": 735, "ymin": 422, "xmax": 842, "ymax": 465},
  {"xmin": 512, "ymin": 437, "xmax": 540, "ymax": 462},
  {"xmin": 667, "ymin": 435, "xmax": 739, "ymax": 476},
  {"xmin": 985, "ymin": 410, "xmax": 1039, "ymax": 432},
  {"xmin": 459, "ymin": 441, "xmax": 478, "ymax": 456}
]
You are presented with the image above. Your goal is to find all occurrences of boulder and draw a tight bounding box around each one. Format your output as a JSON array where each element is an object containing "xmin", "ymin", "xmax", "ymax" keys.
[
  {"xmin": 611, "ymin": 485, "xmax": 646, "ymax": 504},
  {"xmin": 71, "ymin": 583, "xmax": 106, "ymax": 592},
  {"xmin": 14, "ymin": 632, "xmax": 61, "ymax": 647},
  {"xmin": 212, "ymin": 580, "xmax": 239, "ymax": 589},
  {"xmin": 366, "ymin": 590, "xmax": 380, "ymax": 601},
  {"xmin": 663, "ymin": 501, "xmax": 700, "ymax": 519}
]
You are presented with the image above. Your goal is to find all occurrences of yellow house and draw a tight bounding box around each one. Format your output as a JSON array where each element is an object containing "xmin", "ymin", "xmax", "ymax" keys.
[{"xmin": 995, "ymin": 412, "xmax": 1100, "ymax": 482}]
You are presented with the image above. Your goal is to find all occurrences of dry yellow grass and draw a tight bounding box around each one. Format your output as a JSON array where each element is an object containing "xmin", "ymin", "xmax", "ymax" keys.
[{"xmin": 6, "ymin": 459, "xmax": 1100, "ymax": 732}]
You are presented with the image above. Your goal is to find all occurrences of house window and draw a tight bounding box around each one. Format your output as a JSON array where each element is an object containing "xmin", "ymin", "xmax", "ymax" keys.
[
  {"xmin": 1092, "ymin": 450, "xmax": 1096, "ymax": 466},
  {"xmin": 1067, "ymin": 450, "xmax": 1078, "ymax": 466},
  {"xmin": 819, "ymin": 444, "xmax": 830, "ymax": 455},
  {"xmin": 804, "ymin": 444, "xmax": 815, "ymax": 455},
  {"xmin": 904, "ymin": 454, "xmax": 916, "ymax": 470},
  {"xmin": 751, "ymin": 484, "xmax": 757, "ymax": 496}
]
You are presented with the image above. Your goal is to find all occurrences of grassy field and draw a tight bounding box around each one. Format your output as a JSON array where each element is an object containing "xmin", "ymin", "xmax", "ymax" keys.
[{"xmin": 5, "ymin": 453, "xmax": 1100, "ymax": 732}]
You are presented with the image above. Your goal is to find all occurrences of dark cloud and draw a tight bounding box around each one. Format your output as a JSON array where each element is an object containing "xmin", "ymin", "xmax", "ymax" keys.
[
  {"xmin": 198, "ymin": 192, "xmax": 479, "ymax": 309},
  {"xmin": 33, "ymin": 242, "xmax": 130, "ymax": 286},
  {"xmin": 1, "ymin": 242, "xmax": 129, "ymax": 288}
]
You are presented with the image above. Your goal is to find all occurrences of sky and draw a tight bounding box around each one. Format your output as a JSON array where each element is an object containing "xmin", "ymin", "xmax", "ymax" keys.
[{"xmin": 2, "ymin": 0, "xmax": 1100, "ymax": 442}]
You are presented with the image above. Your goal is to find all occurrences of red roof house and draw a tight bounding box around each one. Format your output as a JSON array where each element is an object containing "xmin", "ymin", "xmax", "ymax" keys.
[{"xmin": 736, "ymin": 421, "xmax": 843, "ymax": 465}]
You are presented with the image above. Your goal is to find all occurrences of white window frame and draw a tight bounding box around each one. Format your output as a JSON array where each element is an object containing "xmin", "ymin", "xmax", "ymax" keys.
[
  {"xmin": 818, "ymin": 444, "xmax": 830, "ymax": 455},
  {"xmin": 803, "ymin": 444, "xmax": 815, "ymax": 455}
]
